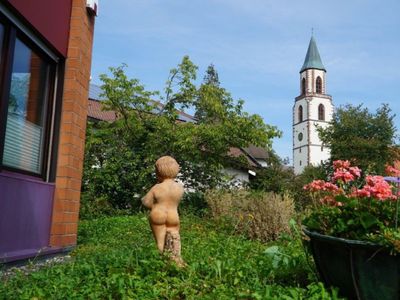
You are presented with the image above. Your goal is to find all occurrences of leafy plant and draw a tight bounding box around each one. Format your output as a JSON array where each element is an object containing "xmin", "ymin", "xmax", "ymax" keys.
[
  {"xmin": 249, "ymin": 149, "xmax": 295, "ymax": 194},
  {"xmin": 318, "ymin": 104, "xmax": 397, "ymax": 174},
  {"xmin": 303, "ymin": 160, "xmax": 400, "ymax": 252},
  {"xmin": 179, "ymin": 192, "xmax": 208, "ymax": 216},
  {"xmin": 0, "ymin": 214, "xmax": 343, "ymax": 299}
]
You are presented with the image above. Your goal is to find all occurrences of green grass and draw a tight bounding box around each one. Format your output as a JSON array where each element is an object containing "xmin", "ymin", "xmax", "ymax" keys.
[{"xmin": 0, "ymin": 214, "xmax": 342, "ymax": 299}]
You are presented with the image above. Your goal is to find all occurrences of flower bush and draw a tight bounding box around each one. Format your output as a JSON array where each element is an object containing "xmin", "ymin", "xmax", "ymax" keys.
[{"xmin": 302, "ymin": 160, "xmax": 400, "ymax": 252}]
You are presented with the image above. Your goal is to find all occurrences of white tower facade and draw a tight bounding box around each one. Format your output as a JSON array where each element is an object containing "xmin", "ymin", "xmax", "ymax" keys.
[{"xmin": 293, "ymin": 37, "xmax": 334, "ymax": 174}]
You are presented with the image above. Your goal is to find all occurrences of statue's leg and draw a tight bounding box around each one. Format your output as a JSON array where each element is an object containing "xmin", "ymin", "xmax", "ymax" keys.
[
  {"xmin": 150, "ymin": 223, "xmax": 167, "ymax": 252},
  {"xmin": 164, "ymin": 227, "xmax": 185, "ymax": 266}
]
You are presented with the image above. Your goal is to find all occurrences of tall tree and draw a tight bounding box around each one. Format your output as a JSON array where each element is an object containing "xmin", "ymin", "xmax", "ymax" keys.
[
  {"xmin": 83, "ymin": 57, "xmax": 281, "ymax": 209},
  {"xmin": 318, "ymin": 104, "xmax": 396, "ymax": 174},
  {"xmin": 161, "ymin": 55, "xmax": 198, "ymax": 117},
  {"xmin": 203, "ymin": 64, "xmax": 220, "ymax": 87},
  {"xmin": 195, "ymin": 64, "xmax": 232, "ymax": 123}
]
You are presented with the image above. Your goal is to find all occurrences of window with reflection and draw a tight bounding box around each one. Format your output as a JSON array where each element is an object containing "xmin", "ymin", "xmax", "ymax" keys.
[
  {"xmin": 0, "ymin": 12, "xmax": 59, "ymax": 180},
  {"xmin": 316, "ymin": 76, "xmax": 322, "ymax": 94},
  {"xmin": 2, "ymin": 38, "xmax": 51, "ymax": 174},
  {"xmin": 298, "ymin": 105, "xmax": 303, "ymax": 122},
  {"xmin": 318, "ymin": 104, "xmax": 325, "ymax": 121}
]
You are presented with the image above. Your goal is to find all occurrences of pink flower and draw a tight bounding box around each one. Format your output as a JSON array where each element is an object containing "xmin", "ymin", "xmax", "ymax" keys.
[
  {"xmin": 356, "ymin": 187, "xmax": 371, "ymax": 198},
  {"xmin": 365, "ymin": 175, "xmax": 384, "ymax": 186},
  {"xmin": 373, "ymin": 183, "xmax": 393, "ymax": 201},
  {"xmin": 333, "ymin": 168, "xmax": 354, "ymax": 183},
  {"xmin": 304, "ymin": 180, "xmax": 341, "ymax": 194},
  {"xmin": 324, "ymin": 182, "xmax": 340, "ymax": 192},
  {"xmin": 304, "ymin": 180, "xmax": 327, "ymax": 192},
  {"xmin": 385, "ymin": 165, "xmax": 400, "ymax": 177},
  {"xmin": 320, "ymin": 196, "xmax": 343, "ymax": 207},
  {"xmin": 333, "ymin": 160, "xmax": 351, "ymax": 170},
  {"xmin": 362, "ymin": 176, "xmax": 394, "ymax": 201},
  {"xmin": 349, "ymin": 166, "xmax": 361, "ymax": 178},
  {"xmin": 303, "ymin": 162, "xmax": 396, "ymax": 205}
]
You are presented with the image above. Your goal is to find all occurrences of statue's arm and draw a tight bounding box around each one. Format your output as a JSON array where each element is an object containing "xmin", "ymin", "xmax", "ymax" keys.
[{"xmin": 142, "ymin": 188, "xmax": 155, "ymax": 209}]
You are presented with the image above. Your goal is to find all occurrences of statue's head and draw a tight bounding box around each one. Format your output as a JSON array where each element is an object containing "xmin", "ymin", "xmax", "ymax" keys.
[{"xmin": 155, "ymin": 156, "xmax": 180, "ymax": 181}]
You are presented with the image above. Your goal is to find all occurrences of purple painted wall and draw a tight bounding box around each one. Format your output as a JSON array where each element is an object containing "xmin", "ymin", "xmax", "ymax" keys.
[{"xmin": 0, "ymin": 171, "xmax": 55, "ymax": 261}]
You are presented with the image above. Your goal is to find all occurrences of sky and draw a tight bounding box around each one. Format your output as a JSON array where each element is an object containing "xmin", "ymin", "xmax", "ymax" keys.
[{"xmin": 90, "ymin": 0, "xmax": 400, "ymax": 163}]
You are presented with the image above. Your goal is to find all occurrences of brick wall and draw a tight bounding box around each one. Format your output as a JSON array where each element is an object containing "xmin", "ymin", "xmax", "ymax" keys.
[{"xmin": 50, "ymin": 0, "xmax": 95, "ymax": 247}]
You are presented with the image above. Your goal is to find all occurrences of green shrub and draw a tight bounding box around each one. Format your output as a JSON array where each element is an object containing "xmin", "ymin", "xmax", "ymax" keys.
[
  {"xmin": 249, "ymin": 165, "xmax": 294, "ymax": 194},
  {"xmin": 205, "ymin": 190, "xmax": 296, "ymax": 242},
  {"xmin": 179, "ymin": 192, "xmax": 208, "ymax": 216},
  {"xmin": 79, "ymin": 193, "xmax": 136, "ymax": 220},
  {"xmin": 290, "ymin": 165, "xmax": 328, "ymax": 210},
  {"xmin": 80, "ymin": 191, "xmax": 209, "ymax": 220}
]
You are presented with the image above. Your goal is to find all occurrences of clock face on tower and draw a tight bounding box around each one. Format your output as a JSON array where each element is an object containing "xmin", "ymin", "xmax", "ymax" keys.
[{"xmin": 298, "ymin": 132, "xmax": 303, "ymax": 141}]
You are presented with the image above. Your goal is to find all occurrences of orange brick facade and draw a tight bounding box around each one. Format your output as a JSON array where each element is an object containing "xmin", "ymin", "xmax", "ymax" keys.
[{"xmin": 50, "ymin": 0, "xmax": 95, "ymax": 247}]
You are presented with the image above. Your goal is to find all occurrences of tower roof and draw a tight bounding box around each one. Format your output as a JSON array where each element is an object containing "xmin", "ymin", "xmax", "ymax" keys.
[{"xmin": 300, "ymin": 36, "xmax": 326, "ymax": 73}]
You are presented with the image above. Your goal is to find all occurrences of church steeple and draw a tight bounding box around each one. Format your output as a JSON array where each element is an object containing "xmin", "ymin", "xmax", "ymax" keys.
[
  {"xmin": 300, "ymin": 36, "xmax": 325, "ymax": 73},
  {"xmin": 293, "ymin": 36, "xmax": 333, "ymax": 175}
]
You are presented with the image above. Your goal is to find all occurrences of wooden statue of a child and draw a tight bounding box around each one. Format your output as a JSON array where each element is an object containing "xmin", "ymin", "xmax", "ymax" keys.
[{"xmin": 142, "ymin": 156, "xmax": 185, "ymax": 266}]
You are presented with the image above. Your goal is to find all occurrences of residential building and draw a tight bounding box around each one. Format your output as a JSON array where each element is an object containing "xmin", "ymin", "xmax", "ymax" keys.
[{"xmin": 0, "ymin": 0, "xmax": 97, "ymax": 263}]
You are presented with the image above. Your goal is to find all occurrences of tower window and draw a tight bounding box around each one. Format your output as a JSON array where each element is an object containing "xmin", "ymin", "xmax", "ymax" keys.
[
  {"xmin": 302, "ymin": 78, "xmax": 306, "ymax": 95},
  {"xmin": 298, "ymin": 105, "xmax": 303, "ymax": 122},
  {"xmin": 300, "ymin": 160, "xmax": 302, "ymax": 166},
  {"xmin": 318, "ymin": 104, "xmax": 325, "ymax": 121},
  {"xmin": 316, "ymin": 76, "xmax": 322, "ymax": 94}
]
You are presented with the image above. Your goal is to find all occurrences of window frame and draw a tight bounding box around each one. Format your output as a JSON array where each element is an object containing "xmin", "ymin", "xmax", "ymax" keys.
[
  {"xmin": 316, "ymin": 76, "xmax": 322, "ymax": 94},
  {"xmin": 318, "ymin": 103, "xmax": 325, "ymax": 121},
  {"xmin": 0, "ymin": 12, "xmax": 59, "ymax": 181},
  {"xmin": 298, "ymin": 105, "xmax": 303, "ymax": 123}
]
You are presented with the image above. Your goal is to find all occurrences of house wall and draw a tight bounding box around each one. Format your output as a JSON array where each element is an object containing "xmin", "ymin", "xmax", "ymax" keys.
[
  {"xmin": 309, "ymin": 144, "xmax": 331, "ymax": 166},
  {"xmin": 50, "ymin": 0, "xmax": 95, "ymax": 248},
  {"xmin": 0, "ymin": 172, "xmax": 54, "ymax": 261},
  {"xmin": 224, "ymin": 167, "xmax": 249, "ymax": 187},
  {"xmin": 0, "ymin": 0, "xmax": 72, "ymax": 262},
  {"xmin": 0, "ymin": 0, "xmax": 95, "ymax": 262},
  {"xmin": 293, "ymin": 97, "xmax": 309, "ymax": 174}
]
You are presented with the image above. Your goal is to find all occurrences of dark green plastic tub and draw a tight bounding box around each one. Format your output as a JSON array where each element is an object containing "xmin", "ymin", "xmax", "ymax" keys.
[{"xmin": 304, "ymin": 229, "xmax": 400, "ymax": 300}]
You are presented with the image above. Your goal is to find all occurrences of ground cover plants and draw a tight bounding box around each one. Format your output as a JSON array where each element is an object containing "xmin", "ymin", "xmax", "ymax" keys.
[{"xmin": 0, "ymin": 214, "xmax": 342, "ymax": 299}]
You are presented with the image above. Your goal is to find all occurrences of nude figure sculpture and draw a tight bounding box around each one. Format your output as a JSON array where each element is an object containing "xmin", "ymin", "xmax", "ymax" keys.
[{"xmin": 142, "ymin": 156, "xmax": 185, "ymax": 266}]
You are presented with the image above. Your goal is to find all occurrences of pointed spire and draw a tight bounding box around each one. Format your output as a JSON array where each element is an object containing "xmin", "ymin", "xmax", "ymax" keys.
[{"xmin": 300, "ymin": 36, "xmax": 326, "ymax": 73}]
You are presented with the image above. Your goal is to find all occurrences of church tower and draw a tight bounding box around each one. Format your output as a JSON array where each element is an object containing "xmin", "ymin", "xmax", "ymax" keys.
[{"xmin": 293, "ymin": 36, "xmax": 333, "ymax": 174}]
